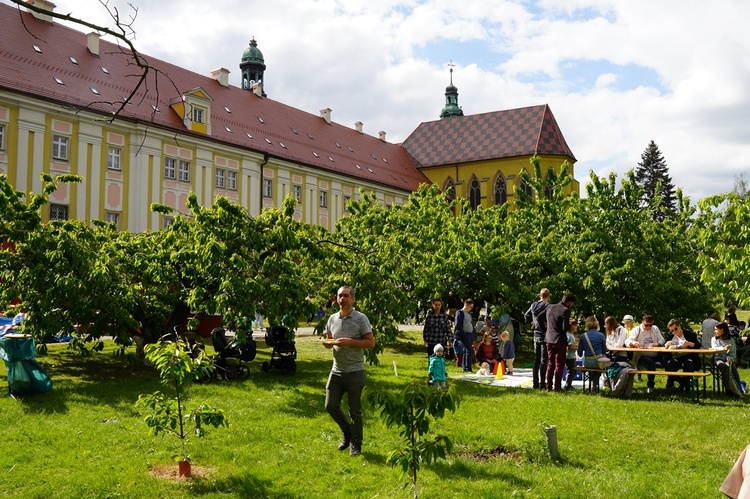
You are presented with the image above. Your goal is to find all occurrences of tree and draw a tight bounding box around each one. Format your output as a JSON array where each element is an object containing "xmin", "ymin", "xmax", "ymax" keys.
[
  {"xmin": 634, "ymin": 140, "xmax": 677, "ymax": 221},
  {"xmin": 696, "ymin": 193, "xmax": 750, "ymax": 309},
  {"xmin": 734, "ymin": 173, "xmax": 749, "ymax": 198},
  {"xmin": 135, "ymin": 335, "xmax": 228, "ymax": 476},
  {"xmin": 364, "ymin": 381, "xmax": 459, "ymax": 499}
]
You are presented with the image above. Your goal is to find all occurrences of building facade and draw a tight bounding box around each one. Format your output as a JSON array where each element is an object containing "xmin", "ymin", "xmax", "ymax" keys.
[{"xmin": 0, "ymin": 1, "xmax": 577, "ymax": 233}]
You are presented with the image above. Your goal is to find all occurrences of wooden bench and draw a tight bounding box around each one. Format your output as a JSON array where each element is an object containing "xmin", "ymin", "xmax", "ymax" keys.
[
  {"xmin": 630, "ymin": 370, "xmax": 711, "ymax": 403},
  {"xmin": 575, "ymin": 367, "xmax": 711, "ymax": 402},
  {"xmin": 574, "ymin": 367, "xmax": 608, "ymax": 393}
]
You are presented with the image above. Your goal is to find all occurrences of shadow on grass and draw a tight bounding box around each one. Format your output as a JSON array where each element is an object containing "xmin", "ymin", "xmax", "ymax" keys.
[
  {"xmin": 187, "ymin": 473, "xmax": 285, "ymax": 498},
  {"xmin": 432, "ymin": 459, "xmax": 534, "ymax": 488}
]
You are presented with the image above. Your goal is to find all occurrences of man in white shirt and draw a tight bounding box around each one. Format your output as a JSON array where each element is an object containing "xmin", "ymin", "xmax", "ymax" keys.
[{"xmin": 627, "ymin": 314, "xmax": 665, "ymax": 393}]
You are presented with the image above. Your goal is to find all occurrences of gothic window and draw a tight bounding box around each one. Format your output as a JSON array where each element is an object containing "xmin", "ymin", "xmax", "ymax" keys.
[
  {"xmin": 494, "ymin": 174, "xmax": 507, "ymax": 205},
  {"xmin": 518, "ymin": 172, "xmax": 533, "ymax": 200},
  {"xmin": 468, "ymin": 176, "xmax": 481, "ymax": 210},
  {"xmin": 544, "ymin": 174, "xmax": 554, "ymax": 200},
  {"xmin": 443, "ymin": 178, "xmax": 455, "ymax": 202}
]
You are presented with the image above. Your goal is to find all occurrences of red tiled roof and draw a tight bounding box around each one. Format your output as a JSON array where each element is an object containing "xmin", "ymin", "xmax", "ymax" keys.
[
  {"xmin": 0, "ymin": 3, "xmax": 429, "ymax": 192},
  {"xmin": 401, "ymin": 104, "xmax": 576, "ymax": 167}
]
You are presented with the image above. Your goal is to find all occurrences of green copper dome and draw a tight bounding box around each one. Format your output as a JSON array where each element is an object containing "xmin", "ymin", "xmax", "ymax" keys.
[
  {"xmin": 440, "ymin": 69, "xmax": 463, "ymax": 118},
  {"xmin": 242, "ymin": 38, "xmax": 265, "ymax": 65}
]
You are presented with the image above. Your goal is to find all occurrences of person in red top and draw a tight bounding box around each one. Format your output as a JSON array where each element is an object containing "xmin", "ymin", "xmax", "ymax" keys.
[{"xmin": 475, "ymin": 332, "xmax": 500, "ymax": 374}]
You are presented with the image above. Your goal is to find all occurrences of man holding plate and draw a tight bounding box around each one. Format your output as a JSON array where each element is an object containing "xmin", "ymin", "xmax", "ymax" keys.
[{"xmin": 323, "ymin": 285, "xmax": 375, "ymax": 457}]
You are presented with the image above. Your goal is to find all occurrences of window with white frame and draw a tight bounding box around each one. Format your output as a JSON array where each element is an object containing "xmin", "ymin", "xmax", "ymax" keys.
[
  {"xmin": 52, "ymin": 135, "xmax": 69, "ymax": 160},
  {"xmin": 227, "ymin": 171, "xmax": 237, "ymax": 190},
  {"xmin": 163, "ymin": 217, "xmax": 174, "ymax": 228},
  {"xmin": 50, "ymin": 203, "xmax": 69, "ymax": 220},
  {"xmin": 263, "ymin": 178, "xmax": 273, "ymax": 198},
  {"xmin": 0, "ymin": 124, "xmax": 5, "ymax": 150},
  {"xmin": 293, "ymin": 184, "xmax": 302, "ymax": 203},
  {"xmin": 344, "ymin": 195, "xmax": 351, "ymax": 213},
  {"xmin": 215, "ymin": 168, "xmax": 225, "ymax": 188},
  {"xmin": 319, "ymin": 190, "xmax": 328, "ymax": 208},
  {"xmin": 105, "ymin": 211, "xmax": 120, "ymax": 229},
  {"xmin": 107, "ymin": 146, "xmax": 121, "ymax": 170},
  {"xmin": 178, "ymin": 160, "xmax": 190, "ymax": 182},
  {"xmin": 192, "ymin": 106, "xmax": 205, "ymax": 124},
  {"xmin": 164, "ymin": 157, "xmax": 176, "ymax": 179}
]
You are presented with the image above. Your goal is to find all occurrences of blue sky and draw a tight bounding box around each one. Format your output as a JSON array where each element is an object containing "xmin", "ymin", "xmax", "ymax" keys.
[{"xmin": 27, "ymin": 0, "xmax": 750, "ymax": 201}]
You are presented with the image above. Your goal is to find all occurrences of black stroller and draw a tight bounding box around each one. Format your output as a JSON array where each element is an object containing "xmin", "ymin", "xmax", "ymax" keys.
[
  {"xmin": 262, "ymin": 325, "xmax": 297, "ymax": 374},
  {"xmin": 204, "ymin": 327, "xmax": 256, "ymax": 381}
]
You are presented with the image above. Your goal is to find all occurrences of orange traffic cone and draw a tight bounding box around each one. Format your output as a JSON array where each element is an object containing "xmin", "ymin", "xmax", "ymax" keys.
[{"xmin": 501, "ymin": 361, "xmax": 507, "ymax": 375}]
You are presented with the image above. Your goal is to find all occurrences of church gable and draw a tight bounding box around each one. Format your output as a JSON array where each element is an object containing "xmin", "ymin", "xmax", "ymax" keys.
[{"xmin": 401, "ymin": 104, "xmax": 576, "ymax": 168}]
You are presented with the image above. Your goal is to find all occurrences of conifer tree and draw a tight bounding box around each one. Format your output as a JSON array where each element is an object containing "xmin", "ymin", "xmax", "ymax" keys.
[{"xmin": 634, "ymin": 140, "xmax": 677, "ymax": 220}]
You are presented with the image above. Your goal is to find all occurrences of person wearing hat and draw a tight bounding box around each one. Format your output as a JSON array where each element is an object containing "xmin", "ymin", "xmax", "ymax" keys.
[
  {"xmin": 622, "ymin": 315, "xmax": 636, "ymax": 335},
  {"xmin": 428, "ymin": 344, "xmax": 448, "ymax": 388}
]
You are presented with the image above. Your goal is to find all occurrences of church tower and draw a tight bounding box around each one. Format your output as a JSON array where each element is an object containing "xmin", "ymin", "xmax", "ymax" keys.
[
  {"xmin": 439, "ymin": 67, "xmax": 463, "ymax": 118},
  {"xmin": 240, "ymin": 37, "xmax": 267, "ymax": 97}
]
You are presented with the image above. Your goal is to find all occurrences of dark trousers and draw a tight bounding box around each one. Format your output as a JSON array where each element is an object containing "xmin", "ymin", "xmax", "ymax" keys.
[
  {"xmin": 533, "ymin": 339, "xmax": 547, "ymax": 389},
  {"xmin": 461, "ymin": 332, "xmax": 474, "ymax": 371},
  {"xmin": 325, "ymin": 370, "xmax": 365, "ymax": 448},
  {"xmin": 565, "ymin": 358, "xmax": 577, "ymax": 389},
  {"xmin": 545, "ymin": 343, "xmax": 567, "ymax": 392},
  {"xmin": 636, "ymin": 355, "xmax": 658, "ymax": 388},
  {"xmin": 665, "ymin": 357, "xmax": 695, "ymax": 389}
]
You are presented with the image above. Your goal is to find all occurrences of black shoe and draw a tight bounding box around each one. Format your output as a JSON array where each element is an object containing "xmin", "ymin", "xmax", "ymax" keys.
[
  {"xmin": 349, "ymin": 446, "xmax": 361, "ymax": 457},
  {"xmin": 338, "ymin": 430, "xmax": 351, "ymax": 451}
]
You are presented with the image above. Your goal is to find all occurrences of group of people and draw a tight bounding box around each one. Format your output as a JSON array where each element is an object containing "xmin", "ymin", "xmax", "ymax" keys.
[
  {"xmin": 320, "ymin": 284, "xmax": 747, "ymax": 459},
  {"xmin": 526, "ymin": 287, "xmax": 746, "ymax": 397},
  {"xmin": 422, "ymin": 298, "xmax": 516, "ymax": 379}
]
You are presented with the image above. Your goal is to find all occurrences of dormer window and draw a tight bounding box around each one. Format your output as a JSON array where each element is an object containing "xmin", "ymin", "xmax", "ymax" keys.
[
  {"xmin": 69, "ymin": 57, "xmax": 78, "ymax": 65},
  {"xmin": 174, "ymin": 87, "xmax": 213, "ymax": 134},
  {"xmin": 33, "ymin": 45, "xmax": 42, "ymax": 53},
  {"xmin": 192, "ymin": 106, "xmax": 205, "ymax": 124}
]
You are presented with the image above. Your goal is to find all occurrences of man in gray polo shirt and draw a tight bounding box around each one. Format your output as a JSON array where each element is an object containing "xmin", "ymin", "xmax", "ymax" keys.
[{"xmin": 323, "ymin": 285, "xmax": 375, "ymax": 457}]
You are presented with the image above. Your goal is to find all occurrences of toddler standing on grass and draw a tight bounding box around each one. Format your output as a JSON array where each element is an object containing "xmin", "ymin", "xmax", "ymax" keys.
[
  {"xmin": 501, "ymin": 330, "xmax": 515, "ymax": 375},
  {"xmin": 428, "ymin": 344, "xmax": 448, "ymax": 388}
]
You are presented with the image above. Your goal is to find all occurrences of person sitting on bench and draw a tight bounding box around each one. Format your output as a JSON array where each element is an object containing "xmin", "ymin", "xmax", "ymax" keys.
[
  {"xmin": 664, "ymin": 318, "xmax": 700, "ymax": 393},
  {"xmin": 626, "ymin": 315, "xmax": 665, "ymax": 394}
]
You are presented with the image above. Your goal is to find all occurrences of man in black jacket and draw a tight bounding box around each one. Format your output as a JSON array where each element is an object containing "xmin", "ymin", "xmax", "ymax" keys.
[
  {"xmin": 664, "ymin": 318, "xmax": 701, "ymax": 393},
  {"xmin": 525, "ymin": 288, "xmax": 550, "ymax": 390}
]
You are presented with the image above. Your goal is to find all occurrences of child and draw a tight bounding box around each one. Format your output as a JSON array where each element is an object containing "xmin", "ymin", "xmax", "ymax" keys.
[
  {"xmin": 501, "ymin": 330, "xmax": 515, "ymax": 375},
  {"xmin": 564, "ymin": 319, "xmax": 579, "ymax": 390},
  {"xmin": 428, "ymin": 344, "xmax": 448, "ymax": 388},
  {"xmin": 452, "ymin": 333, "xmax": 466, "ymax": 368}
]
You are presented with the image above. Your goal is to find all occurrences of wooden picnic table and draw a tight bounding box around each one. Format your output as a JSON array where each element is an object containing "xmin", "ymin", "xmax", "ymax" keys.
[{"xmin": 608, "ymin": 346, "xmax": 725, "ymax": 395}]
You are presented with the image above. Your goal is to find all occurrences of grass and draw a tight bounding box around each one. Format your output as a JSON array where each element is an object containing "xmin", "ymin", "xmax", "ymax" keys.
[{"xmin": 0, "ymin": 328, "xmax": 747, "ymax": 498}]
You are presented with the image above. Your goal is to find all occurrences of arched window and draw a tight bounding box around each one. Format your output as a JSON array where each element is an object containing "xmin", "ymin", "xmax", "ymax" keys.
[
  {"xmin": 443, "ymin": 178, "xmax": 455, "ymax": 202},
  {"xmin": 493, "ymin": 174, "xmax": 507, "ymax": 205},
  {"xmin": 518, "ymin": 172, "xmax": 533, "ymax": 200},
  {"xmin": 468, "ymin": 176, "xmax": 481, "ymax": 210},
  {"xmin": 544, "ymin": 174, "xmax": 554, "ymax": 200}
]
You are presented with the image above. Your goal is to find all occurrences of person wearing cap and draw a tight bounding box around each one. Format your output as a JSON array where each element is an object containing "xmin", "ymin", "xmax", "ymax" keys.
[
  {"xmin": 428, "ymin": 344, "xmax": 448, "ymax": 389},
  {"xmin": 626, "ymin": 314, "xmax": 665, "ymax": 393},
  {"xmin": 621, "ymin": 314, "xmax": 636, "ymax": 335}
]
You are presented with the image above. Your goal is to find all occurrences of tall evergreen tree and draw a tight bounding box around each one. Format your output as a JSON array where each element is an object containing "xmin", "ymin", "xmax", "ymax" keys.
[{"xmin": 634, "ymin": 140, "xmax": 677, "ymax": 220}]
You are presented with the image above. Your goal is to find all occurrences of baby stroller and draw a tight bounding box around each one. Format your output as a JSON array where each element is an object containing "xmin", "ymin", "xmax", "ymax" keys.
[
  {"xmin": 263, "ymin": 325, "xmax": 297, "ymax": 374},
  {"xmin": 203, "ymin": 327, "xmax": 256, "ymax": 382}
]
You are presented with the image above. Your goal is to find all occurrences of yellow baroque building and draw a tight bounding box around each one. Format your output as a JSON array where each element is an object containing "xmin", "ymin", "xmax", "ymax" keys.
[{"xmin": 0, "ymin": 1, "xmax": 577, "ymax": 232}]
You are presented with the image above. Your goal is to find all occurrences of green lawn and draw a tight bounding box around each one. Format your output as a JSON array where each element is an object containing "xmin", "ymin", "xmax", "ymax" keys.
[{"xmin": 0, "ymin": 328, "xmax": 746, "ymax": 498}]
